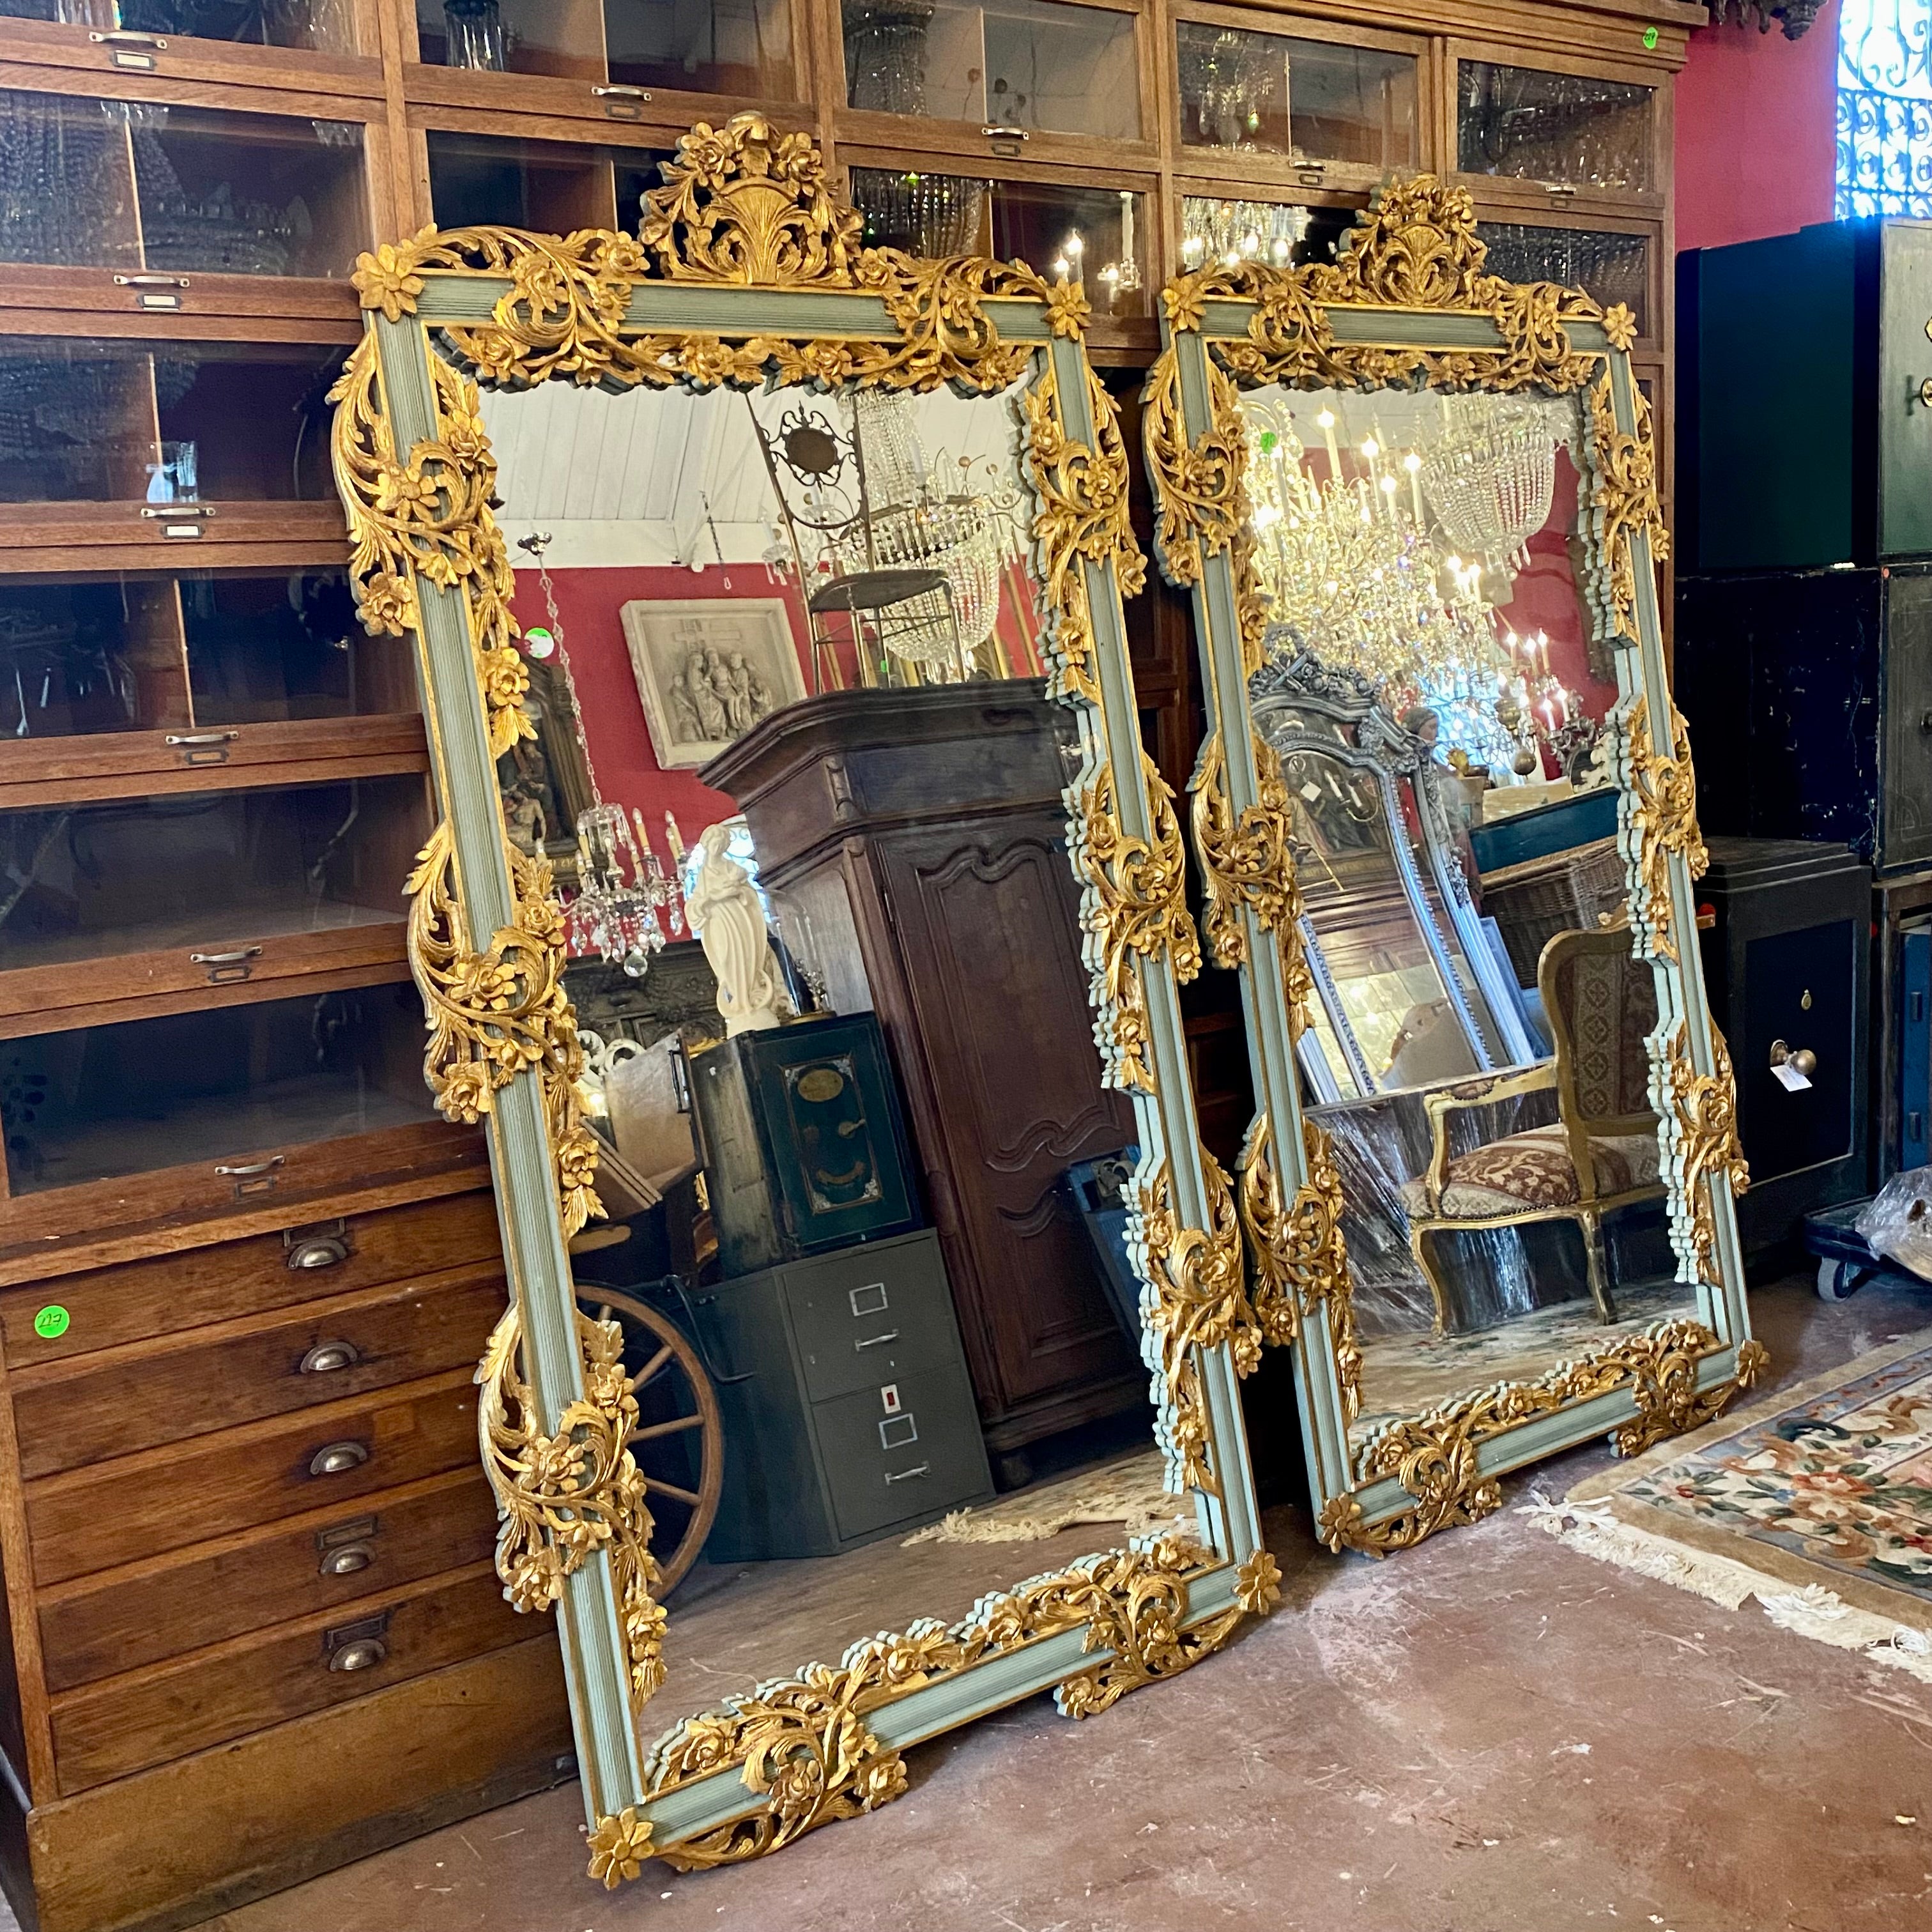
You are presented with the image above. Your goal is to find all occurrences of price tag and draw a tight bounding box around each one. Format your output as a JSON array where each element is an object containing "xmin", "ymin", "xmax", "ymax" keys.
[
  {"xmin": 1773, "ymin": 1061, "xmax": 1812, "ymax": 1092},
  {"xmin": 33, "ymin": 1305, "xmax": 70, "ymax": 1340}
]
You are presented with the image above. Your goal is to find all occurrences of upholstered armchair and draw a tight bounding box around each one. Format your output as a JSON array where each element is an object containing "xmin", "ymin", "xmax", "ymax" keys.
[{"xmin": 1399, "ymin": 923, "xmax": 1664, "ymax": 1333}]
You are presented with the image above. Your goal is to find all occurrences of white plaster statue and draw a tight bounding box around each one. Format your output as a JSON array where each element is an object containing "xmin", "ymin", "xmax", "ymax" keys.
[{"xmin": 686, "ymin": 822, "xmax": 788, "ymax": 1035}]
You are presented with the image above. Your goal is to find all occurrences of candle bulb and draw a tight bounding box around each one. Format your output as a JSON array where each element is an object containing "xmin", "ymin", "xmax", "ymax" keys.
[
  {"xmin": 1317, "ymin": 408, "xmax": 1341, "ymax": 479},
  {"xmin": 1404, "ymin": 448, "xmax": 1425, "ymax": 524}
]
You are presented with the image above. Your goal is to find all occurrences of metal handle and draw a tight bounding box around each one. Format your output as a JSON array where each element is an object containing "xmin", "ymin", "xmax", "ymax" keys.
[
  {"xmin": 326, "ymin": 1637, "xmax": 387, "ymax": 1672},
  {"xmin": 854, "ymin": 1330, "xmax": 900, "ymax": 1351},
  {"xmin": 286, "ymin": 1222, "xmax": 351, "ymax": 1271},
  {"xmin": 884, "ymin": 1462, "xmax": 930, "ymax": 1483},
  {"xmin": 981, "ymin": 125, "xmax": 1029, "ymax": 139},
  {"xmin": 309, "ymin": 1439, "xmax": 369, "ymax": 1477},
  {"xmin": 1546, "ymin": 181, "xmax": 1577, "ymax": 198},
  {"xmin": 592, "ymin": 84, "xmax": 652, "ymax": 98},
  {"xmin": 114, "ymin": 273, "xmax": 189, "ymax": 288},
  {"xmin": 318, "ymin": 1541, "xmax": 374, "ymax": 1576},
  {"xmin": 163, "ymin": 732, "xmax": 237, "ymax": 747},
  {"xmin": 1769, "ymin": 1038, "xmax": 1820, "ymax": 1079},
  {"xmin": 215, "ymin": 1156, "xmax": 284, "ymax": 1177},
  {"xmin": 1294, "ymin": 158, "xmax": 1326, "ymax": 180},
  {"xmin": 91, "ymin": 28, "xmax": 167, "ymax": 45},
  {"xmin": 141, "ymin": 505, "xmax": 214, "ymax": 520},
  {"xmin": 189, "ymin": 947, "xmax": 262, "ymax": 966},
  {"xmin": 298, "ymin": 1340, "xmax": 360, "ymax": 1375}
]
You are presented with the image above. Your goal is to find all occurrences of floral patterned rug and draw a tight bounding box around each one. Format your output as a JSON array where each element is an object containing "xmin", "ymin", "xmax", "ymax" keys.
[{"xmin": 1537, "ymin": 1332, "xmax": 1932, "ymax": 1680}]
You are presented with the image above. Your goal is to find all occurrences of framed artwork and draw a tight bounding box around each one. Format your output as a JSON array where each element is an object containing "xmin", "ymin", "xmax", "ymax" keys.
[{"xmin": 620, "ymin": 596, "xmax": 805, "ymax": 769}]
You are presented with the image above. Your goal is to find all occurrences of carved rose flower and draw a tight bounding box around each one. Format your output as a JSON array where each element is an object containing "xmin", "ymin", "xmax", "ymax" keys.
[
  {"xmin": 478, "ymin": 643, "xmax": 532, "ymax": 716},
  {"xmin": 795, "ymin": 339, "xmax": 852, "ymax": 386},
  {"xmin": 678, "ymin": 337, "xmax": 738, "ymax": 388},
  {"xmin": 853, "ymin": 1752, "xmax": 909, "ymax": 1812},
  {"xmin": 375, "ymin": 462, "xmax": 438, "ymax": 522},
  {"xmin": 1234, "ymin": 1548, "xmax": 1283, "ymax": 1616},
  {"xmin": 358, "ymin": 571, "xmax": 415, "ymax": 638},
  {"xmin": 505, "ymin": 1544, "xmax": 564, "ymax": 1613},
  {"xmin": 435, "ymin": 1060, "xmax": 498, "ymax": 1126},
  {"xmin": 523, "ymin": 1429, "xmax": 586, "ymax": 1494}
]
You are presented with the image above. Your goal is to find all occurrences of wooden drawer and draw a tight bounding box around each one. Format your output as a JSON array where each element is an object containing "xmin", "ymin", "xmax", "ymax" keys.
[
  {"xmin": 12, "ymin": 1262, "xmax": 507, "ymax": 1479},
  {"xmin": 49, "ymin": 1561, "xmax": 532, "ymax": 1795},
  {"xmin": 0, "ymin": 1188, "xmax": 502, "ymax": 1367},
  {"xmin": 24, "ymin": 1369, "xmax": 482, "ymax": 1586},
  {"xmin": 36, "ymin": 1468, "xmax": 500, "ymax": 1693}
]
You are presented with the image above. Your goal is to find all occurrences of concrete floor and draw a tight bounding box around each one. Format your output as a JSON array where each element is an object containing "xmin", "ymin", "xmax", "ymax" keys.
[{"xmin": 199, "ymin": 1271, "xmax": 1932, "ymax": 1932}]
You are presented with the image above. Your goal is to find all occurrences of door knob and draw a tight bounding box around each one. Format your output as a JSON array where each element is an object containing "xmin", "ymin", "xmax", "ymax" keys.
[{"xmin": 1770, "ymin": 1039, "xmax": 1818, "ymax": 1080}]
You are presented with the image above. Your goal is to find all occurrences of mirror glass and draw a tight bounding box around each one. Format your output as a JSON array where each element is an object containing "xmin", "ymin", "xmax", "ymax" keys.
[
  {"xmin": 1234, "ymin": 380, "xmax": 1690, "ymax": 1445},
  {"xmin": 475, "ymin": 371, "xmax": 1177, "ymax": 1732}
]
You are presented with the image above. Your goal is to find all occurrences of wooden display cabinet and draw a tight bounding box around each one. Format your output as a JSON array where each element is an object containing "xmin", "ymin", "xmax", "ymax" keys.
[{"xmin": 0, "ymin": 0, "xmax": 1699, "ymax": 1925}]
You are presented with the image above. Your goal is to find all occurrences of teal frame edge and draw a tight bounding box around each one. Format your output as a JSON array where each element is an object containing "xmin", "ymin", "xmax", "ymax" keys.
[
  {"xmin": 1148, "ymin": 283, "xmax": 1758, "ymax": 1552},
  {"xmin": 349, "ymin": 243, "xmax": 1268, "ymax": 1868}
]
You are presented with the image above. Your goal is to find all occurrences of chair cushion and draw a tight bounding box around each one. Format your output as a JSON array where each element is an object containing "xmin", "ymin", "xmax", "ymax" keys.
[{"xmin": 1399, "ymin": 1124, "xmax": 1661, "ymax": 1222}]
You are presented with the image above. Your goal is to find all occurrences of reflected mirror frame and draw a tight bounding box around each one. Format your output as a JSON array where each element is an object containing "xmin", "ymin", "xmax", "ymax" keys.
[
  {"xmin": 1143, "ymin": 174, "xmax": 1768, "ymax": 1561},
  {"xmin": 330, "ymin": 114, "xmax": 1279, "ymax": 1887}
]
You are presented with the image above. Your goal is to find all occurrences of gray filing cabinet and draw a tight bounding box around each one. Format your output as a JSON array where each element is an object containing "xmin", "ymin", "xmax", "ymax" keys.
[{"xmin": 701, "ymin": 1227, "xmax": 993, "ymax": 1559}]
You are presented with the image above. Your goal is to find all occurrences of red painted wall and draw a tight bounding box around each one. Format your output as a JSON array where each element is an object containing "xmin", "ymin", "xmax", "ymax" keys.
[
  {"xmin": 1675, "ymin": 4, "xmax": 1841, "ymax": 254},
  {"xmin": 510, "ymin": 564, "xmax": 1044, "ymax": 866}
]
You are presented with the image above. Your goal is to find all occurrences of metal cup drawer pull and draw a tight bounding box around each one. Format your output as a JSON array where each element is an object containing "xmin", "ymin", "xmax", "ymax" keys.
[
  {"xmin": 318, "ymin": 1541, "xmax": 374, "ymax": 1577},
  {"xmin": 316, "ymin": 1515, "xmax": 378, "ymax": 1575},
  {"xmin": 308, "ymin": 1439, "xmax": 369, "ymax": 1478},
  {"xmin": 323, "ymin": 1611, "xmax": 390, "ymax": 1673},
  {"xmin": 298, "ymin": 1340, "xmax": 360, "ymax": 1376}
]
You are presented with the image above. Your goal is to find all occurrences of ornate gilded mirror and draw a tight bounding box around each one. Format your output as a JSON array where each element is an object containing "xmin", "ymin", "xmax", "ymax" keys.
[
  {"xmin": 1145, "ymin": 178, "xmax": 1766, "ymax": 1554},
  {"xmin": 332, "ymin": 116, "xmax": 1276, "ymax": 1888}
]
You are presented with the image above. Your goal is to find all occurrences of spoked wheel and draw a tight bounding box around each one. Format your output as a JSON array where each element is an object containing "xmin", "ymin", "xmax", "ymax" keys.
[{"xmin": 571, "ymin": 1284, "xmax": 724, "ymax": 1594}]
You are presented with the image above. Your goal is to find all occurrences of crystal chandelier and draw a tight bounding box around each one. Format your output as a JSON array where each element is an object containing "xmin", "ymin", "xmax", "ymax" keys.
[
  {"xmin": 1179, "ymin": 195, "xmax": 1309, "ymax": 271},
  {"xmin": 516, "ymin": 533, "xmax": 684, "ymax": 977},
  {"xmin": 1416, "ymin": 394, "xmax": 1558, "ymax": 577},
  {"xmin": 1243, "ymin": 399, "xmax": 1501, "ymax": 703}
]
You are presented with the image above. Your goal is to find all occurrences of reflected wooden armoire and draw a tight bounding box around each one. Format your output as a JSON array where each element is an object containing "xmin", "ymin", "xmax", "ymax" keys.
[{"xmin": 704, "ymin": 682, "xmax": 1142, "ymax": 1482}]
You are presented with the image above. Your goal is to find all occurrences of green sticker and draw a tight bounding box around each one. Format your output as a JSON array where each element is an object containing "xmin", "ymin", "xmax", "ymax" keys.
[
  {"xmin": 1643, "ymin": 25, "xmax": 1659, "ymax": 48},
  {"xmin": 33, "ymin": 1305, "xmax": 69, "ymax": 1340}
]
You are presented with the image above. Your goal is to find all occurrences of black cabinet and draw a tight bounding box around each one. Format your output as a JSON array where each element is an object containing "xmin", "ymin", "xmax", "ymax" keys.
[
  {"xmin": 1679, "ymin": 218, "xmax": 1932, "ymax": 571},
  {"xmin": 700, "ymin": 1229, "xmax": 993, "ymax": 1560},
  {"xmin": 1696, "ymin": 838, "xmax": 1871, "ymax": 1254},
  {"xmin": 1677, "ymin": 564, "xmax": 1932, "ymax": 877}
]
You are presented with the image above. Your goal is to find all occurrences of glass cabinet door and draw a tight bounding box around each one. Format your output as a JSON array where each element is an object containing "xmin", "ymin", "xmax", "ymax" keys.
[
  {"xmin": 427, "ymin": 130, "xmax": 677, "ymax": 236},
  {"xmin": 1176, "ymin": 192, "xmax": 1355, "ymax": 272},
  {"xmin": 412, "ymin": 0, "xmax": 794, "ymax": 96},
  {"xmin": 0, "ymin": 568, "xmax": 414, "ymax": 743},
  {"xmin": 0, "ymin": 338, "xmax": 348, "ymax": 506},
  {"xmin": 1174, "ymin": 15, "xmax": 1416, "ymax": 187},
  {"xmin": 849, "ymin": 165, "xmax": 1151, "ymax": 312},
  {"xmin": 843, "ymin": 0, "xmax": 1142, "ymax": 144},
  {"xmin": 1456, "ymin": 58, "xmax": 1655, "ymax": 197},
  {"xmin": 0, "ymin": 87, "xmax": 371, "ymax": 276},
  {"xmin": 0, "ymin": 0, "xmax": 364, "ymax": 53},
  {"xmin": 1475, "ymin": 220, "xmax": 1653, "ymax": 339}
]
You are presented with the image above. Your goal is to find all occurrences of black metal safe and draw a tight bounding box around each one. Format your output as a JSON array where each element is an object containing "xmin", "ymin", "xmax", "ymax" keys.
[
  {"xmin": 1696, "ymin": 838, "xmax": 1871, "ymax": 1254},
  {"xmin": 686, "ymin": 1010, "xmax": 920, "ymax": 1278}
]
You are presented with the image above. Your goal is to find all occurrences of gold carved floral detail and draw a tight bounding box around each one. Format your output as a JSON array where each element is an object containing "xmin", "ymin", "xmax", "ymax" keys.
[
  {"xmin": 1234, "ymin": 1547, "xmax": 1283, "ymax": 1615},
  {"xmin": 585, "ymin": 1809, "xmax": 655, "ymax": 1890},
  {"xmin": 1325, "ymin": 1319, "xmax": 1761, "ymax": 1555},
  {"xmin": 1022, "ymin": 356, "xmax": 1147, "ymax": 707},
  {"xmin": 1620, "ymin": 691, "xmax": 1709, "ymax": 965},
  {"xmin": 1586, "ymin": 367, "xmax": 1668, "ymax": 648},
  {"xmin": 1075, "ymin": 754, "xmax": 1200, "ymax": 1094},
  {"xmin": 631, "ymin": 1537, "xmax": 1235, "ymax": 1873},
  {"xmin": 1138, "ymin": 1152, "xmax": 1251, "ymax": 1494},
  {"xmin": 1657, "ymin": 1018, "xmax": 1751, "ymax": 1290},
  {"xmin": 1190, "ymin": 728, "xmax": 1300, "ymax": 974},
  {"xmin": 1238, "ymin": 1111, "xmax": 1360, "ymax": 1422},
  {"xmin": 405, "ymin": 820, "xmax": 603, "ymax": 1237},
  {"xmin": 477, "ymin": 1305, "xmax": 666, "ymax": 1709}
]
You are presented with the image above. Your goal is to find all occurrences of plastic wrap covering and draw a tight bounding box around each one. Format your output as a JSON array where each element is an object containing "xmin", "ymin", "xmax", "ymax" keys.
[
  {"xmin": 1856, "ymin": 1168, "xmax": 1932, "ymax": 1284},
  {"xmin": 1312, "ymin": 1076, "xmax": 1558, "ymax": 1337}
]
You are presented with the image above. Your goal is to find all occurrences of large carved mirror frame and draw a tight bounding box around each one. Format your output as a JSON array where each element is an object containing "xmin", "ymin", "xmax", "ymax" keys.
[
  {"xmin": 1144, "ymin": 178, "xmax": 1767, "ymax": 1558},
  {"xmin": 330, "ymin": 116, "xmax": 1277, "ymax": 1889}
]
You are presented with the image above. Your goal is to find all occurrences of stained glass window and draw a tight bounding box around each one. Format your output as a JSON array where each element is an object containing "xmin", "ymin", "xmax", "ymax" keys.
[{"xmin": 1839, "ymin": 1, "xmax": 1932, "ymax": 215}]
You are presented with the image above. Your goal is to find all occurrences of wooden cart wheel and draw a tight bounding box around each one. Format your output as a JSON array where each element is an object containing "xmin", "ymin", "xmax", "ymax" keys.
[{"xmin": 571, "ymin": 1284, "xmax": 724, "ymax": 1595}]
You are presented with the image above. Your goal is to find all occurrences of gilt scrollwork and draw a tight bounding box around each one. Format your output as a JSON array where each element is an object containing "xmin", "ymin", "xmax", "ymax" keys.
[
  {"xmin": 631, "ymin": 1536, "xmax": 1233, "ymax": 1873},
  {"xmin": 1073, "ymin": 755, "xmax": 1200, "ymax": 1095},
  {"xmin": 1585, "ymin": 367, "xmax": 1668, "ymax": 649},
  {"xmin": 1620, "ymin": 691, "xmax": 1709, "ymax": 965},
  {"xmin": 1324, "ymin": 1319, "xmax": 1763, "ymax": 1556},
  {"xmin": 476, "ymin": 1305, "xmax": 666, "ymax": 1710},
  {"xmin": 404, "ymin": 820, "xmax": 602, "ymax": 1238},
  {"xmin": 1238, "ymin": 1112, "xmax": 1360, "ymax": 1423},
  {"xmin": 1190, "ymin": 728, "xmax": 1299, "ymax": 974},
  {"xmin": 1656, "ymin": 1018, "xmax": 1751, "ymax": 1291}
]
